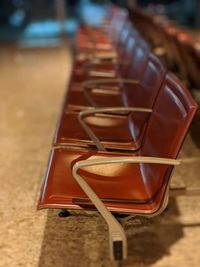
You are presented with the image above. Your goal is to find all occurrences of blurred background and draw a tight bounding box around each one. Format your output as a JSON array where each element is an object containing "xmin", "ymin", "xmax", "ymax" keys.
[
  {"xmin": 0, "ymin": 1, "xmax": 200, "ymax": 267},
  {"xmin": 0, "ymin": 0, "xmax": 199, "ymax": 45}
]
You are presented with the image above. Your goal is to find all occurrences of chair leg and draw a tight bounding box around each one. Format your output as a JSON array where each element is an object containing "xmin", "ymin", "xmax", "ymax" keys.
[{"xmin": 58, "ymin": 209, "xmax": 71, "ymax": 217}]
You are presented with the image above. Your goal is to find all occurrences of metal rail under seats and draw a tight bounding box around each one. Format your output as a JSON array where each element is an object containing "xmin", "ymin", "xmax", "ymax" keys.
[
  {"xmin": 38, "ymin": 73, "xmax": 197, "ymax": 263},
  {"xmin": 66, "ymin": 53, "xmax": 165, "ymax": 111},
  {"xmin": 53, "ymin": 54, "xmax": 165, "ymax": 151}
]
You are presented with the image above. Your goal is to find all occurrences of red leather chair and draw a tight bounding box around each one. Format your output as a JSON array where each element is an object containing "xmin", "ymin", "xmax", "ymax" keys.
[
  {"xmin": 54, "ymin": 54, "xmax": 165, "ymax": 152},
  {"xmin": 38, "ymin": 73, "xmax": 197, "ymax": 261},
  {"xmin": 73, "ymin": 24, "xmax": 138, "ymax": 81},
  {"xmin": 66, "ymin": 37, "xmax": 149, "ymax": 110},
  {"xmin": 66, "ymin": 53, "xmax": 164, "ymax": 111},
  {"xmin": 70, "ymin": 36, "xmax": 149, "ymax": 97},
  {"xmin": 75, "ymin": 12, "xmax": 128, "ymax": 67},
  {"xmin": 54, "ymin": 49, "xmax": 154, "ymax": 152}
]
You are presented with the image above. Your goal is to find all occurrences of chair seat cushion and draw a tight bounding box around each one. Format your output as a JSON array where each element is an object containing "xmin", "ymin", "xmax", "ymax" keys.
[
  {"xmin": 53, "ymin": 111, "xmax": 146, "ymax": 151},
  {"xmin": 38, "ymin": 148, "xmax": 170, "ymax": 214}
]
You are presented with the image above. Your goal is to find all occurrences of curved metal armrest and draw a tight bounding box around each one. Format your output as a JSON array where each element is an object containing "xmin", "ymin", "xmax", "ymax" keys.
[
  {"xmin": 80, "ymin": 49, "xmax": 117, "ymax": 61},
  {"xmin": 81, "ymin": 78, "xmax": 140, "ymax": 90},
  {"xmin": 81, "ymin": 78, "xmax": 140, "ymax": 107},
  {"xmin": 76, "ymin": 52, "xmax": 117, "ymax": 64},
  {"xmin": 72, "ymin": 156, "xmax": 180, "ymax": 260},
  {"xmin": 92, "ymin": 51, "xmax": 117, "ymax": 59},
  {"xmin": 88, "ymin": 70, "xmax": 116, "ymax": 78},
  {"xmin": 78, "ymin": 107, "xmax": 152, "ymax": 151}
]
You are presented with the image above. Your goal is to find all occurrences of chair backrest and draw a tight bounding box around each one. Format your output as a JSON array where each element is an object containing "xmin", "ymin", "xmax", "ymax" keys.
[
  {"xmin": 109, "ymin": 8, "xmax": 128, "ymax": 43},
  {"xmin": 127, "ymin": 39, "xmax": 150, "ymax": 80},
  {"xmin": 139, "ymin": 73, "xmax": 197, "ymax": 196},
  {"xmin": 104, "ymin": 4, "xmax": 126, "ymax": 24},
  {"xmin": 104, "ymin": 4, "xmax": 119, "ymax": 21},
  {"xmin": 116, "ymin": 22, "xmax": 135, "ymax": 56},
  {"xmin": 110, "ymin": 7, "xmax": 127, "ymax": 28},
  {"xmin": 141, "ymin": 73, "xmax": 197, "ymax": 158},
  {"xmin": 119, "ymin": 31, "xmax": 139, "ymax": 75},
  {"xmin": 125, "ymin": 53, "xmax": 166, "ymax": 107},
  {"xmin": 124, "ymin": 53, "xmax": 166, "ymax": 144}
]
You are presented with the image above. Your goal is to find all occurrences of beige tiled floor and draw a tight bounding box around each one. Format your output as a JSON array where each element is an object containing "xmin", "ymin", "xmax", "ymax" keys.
[
  {"xmin": 0, "ymin": 43, "xmax": 72, "ymax": 267},
  {"xmin": 0, "ymin": 43, "xmax": 200, "ymax": 267}
]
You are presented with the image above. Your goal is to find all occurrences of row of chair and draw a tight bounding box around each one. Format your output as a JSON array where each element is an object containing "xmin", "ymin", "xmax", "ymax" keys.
[
  {"xmin": 129, "ymin": 8, "xmax": 200, "ymax": 90},
  {"xmin": 38, "ymin": 4, "xmax": 197, "ymax": 263}
]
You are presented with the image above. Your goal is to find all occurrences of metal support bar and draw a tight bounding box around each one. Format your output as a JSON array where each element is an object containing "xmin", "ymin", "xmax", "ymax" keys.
[{"xmin": 88, "ymin": 70, "xmax": 116, "ymax": 78}]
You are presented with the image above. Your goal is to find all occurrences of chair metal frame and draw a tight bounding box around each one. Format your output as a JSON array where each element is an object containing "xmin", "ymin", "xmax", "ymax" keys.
[{"xmin": 73, "ymin": 155, "xmax": 180, "ymax": 260}]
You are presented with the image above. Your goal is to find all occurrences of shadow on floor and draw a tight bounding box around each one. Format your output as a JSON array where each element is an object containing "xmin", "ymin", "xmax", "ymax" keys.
[
  {"xmin": 38, "ymin": 198, "xmax": 183, "ymax": 267},
  {"xmin": 125, "ymin": 198, "xmax": 183, "ymax": 265}
]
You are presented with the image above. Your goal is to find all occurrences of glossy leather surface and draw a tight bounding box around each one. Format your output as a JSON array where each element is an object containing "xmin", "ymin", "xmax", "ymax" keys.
[
  {"xmin": 67, "ymin": 40, "xmax": 149, "ymax": 108},
  {"xmin": 38, "ymin": 3, "xmax": 198, "ymax": 218},
  {"xmin": 68, "ymin": 37, "xmax": 148, "ymax": 109},
  {"xmin": 38, "ymin": 73, "xmax": 197, "ymax": 214},
  {"xmin": 140, "ymin": 73, "xmax": 197, "ymax": 188},
  {"xmin": 73, "ymin": 29, "xmax": 139, "ymax": 82},
  {"xmin": 67, "ymin": 88, "xmax": 123, "ymax": 110},
  {"xmin": 123, "ymin": 53, "xmax": 165, "ymax": 107},
  {"xmin": 55, "ymin": 54, "xmax": 164, "ymax": 151},
  {"xmin": 38, "ymin": 148, "xmax": 171, "ymax": 214},
  {"xmin": 54, "ymin": 110, "xmax": 141, "ymax": 150}
]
